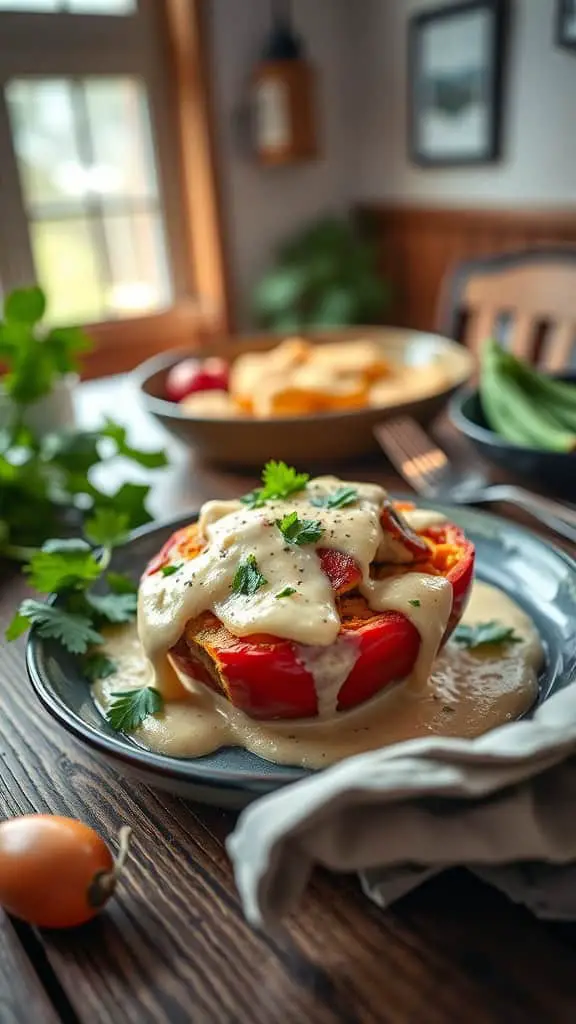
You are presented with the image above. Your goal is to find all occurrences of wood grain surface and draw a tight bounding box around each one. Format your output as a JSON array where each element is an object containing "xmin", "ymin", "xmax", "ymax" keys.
[{"xmin": 1, "ymin": 376, "xmax": 575, "ymax": 1023}]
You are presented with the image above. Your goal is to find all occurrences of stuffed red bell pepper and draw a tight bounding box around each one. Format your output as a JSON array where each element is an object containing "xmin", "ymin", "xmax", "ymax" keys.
[{"xmin": 143, "ymin": 493, "xmax": 475, "ymax": 721}]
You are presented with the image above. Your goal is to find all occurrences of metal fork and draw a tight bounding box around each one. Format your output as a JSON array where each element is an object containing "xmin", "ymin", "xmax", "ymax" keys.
[{"xmin": 374, "ymin": 417, "xmax": 576, "ymax": 545}]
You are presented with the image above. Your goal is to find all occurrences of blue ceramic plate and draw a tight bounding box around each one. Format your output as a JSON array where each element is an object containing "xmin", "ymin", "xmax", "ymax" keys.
[{"xmin": 27, "ymin": 505, "xmax": 576, "ymax": 809}]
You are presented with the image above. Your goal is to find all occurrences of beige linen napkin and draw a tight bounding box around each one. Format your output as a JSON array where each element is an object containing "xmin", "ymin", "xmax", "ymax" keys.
[{"xmin": 227, "ymin": 683, "xmax": 576, "ymax": 929}]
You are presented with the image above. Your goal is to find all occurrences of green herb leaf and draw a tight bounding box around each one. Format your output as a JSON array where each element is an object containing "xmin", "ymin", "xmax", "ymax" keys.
[
  {"xmin": 25, "ymin": 543, "xmax": 102, "ymax": 593},
  {"xmin": 231, "ymin": 554, "xmax": 267, "ymax": 596},
  {"xmin": 106, "ymin": 687, "xmax": 164, "ymax": 732},
  {"xmin": 106, "ymin": 571, "xmax": 138, "ymax": 595},
  {"xmin": 6, "ymin": 599, "xmax": 103, "ymax": 653},
  {"xmin": 408, "ymin": 599, "xmax": 421, "ymax": 608},
  {"xmin": 101, "ymin": 420, "xmax": 168, "ymax": 469},
  {"xmin": 85, "ymin": 591, "xmax": 138, "ymax": 624},
  {"xmin": 160, "ymin": 563, "xmax": 183, "ymax": 577},
  {"xmin": 84, "ymin": 653, "xmax": 117, "ymax": 681},
  {"xmin": 276, "ymin": 586, "xmax": 296, "ymax": 599},
  {"xmin": 453, "ymin": 621, "xmax": 523, "ymax": 649},
  {"xmin": 84, "ymin": 509, "xmax": 130, "ymax": 548},
  {"xmin": 276, "ymin": 511, "xmax": 324, "ymax": 546},
  {"xmin": 98, "ymin": 482, "xmax": 154, "ymax": 530},
  {"xmin": 310, "ymin": 486, "xmax": 358, "ymax": 509},
  {"xmin": 241, "ymin": 460, "xmax": 309, "ymax": 508},
  {"xmin": 4, "ymin": 286, "xmax": 46, "ymax": 325}
]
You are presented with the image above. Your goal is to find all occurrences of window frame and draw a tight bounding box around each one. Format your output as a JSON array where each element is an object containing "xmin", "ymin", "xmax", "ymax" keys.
[{"xmin": 0, "ymin": 0, "xmax": 231, "ymax": 376}]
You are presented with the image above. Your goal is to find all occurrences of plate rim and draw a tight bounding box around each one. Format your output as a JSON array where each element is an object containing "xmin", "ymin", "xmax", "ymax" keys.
[{"xmin": 26, "ymin": 501, "xmax": 576, "ymax": 791}]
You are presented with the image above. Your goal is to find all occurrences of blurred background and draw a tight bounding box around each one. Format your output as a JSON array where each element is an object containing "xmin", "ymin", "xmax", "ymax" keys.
[{"xmin": 0, "ymin": 0, "xmax": 573, "ymax": 377}]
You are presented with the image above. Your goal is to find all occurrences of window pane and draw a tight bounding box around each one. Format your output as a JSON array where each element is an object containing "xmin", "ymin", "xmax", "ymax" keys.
[
  {"xmin": 102, "ymin": 211, "xmax": 170, "ymax": 315},
  {"xmin": 6, "ymin": 79, "xmax": 82, "ymax": 206},
  {"xmin": 84, "ymin": 79, "xmax": 158, "ymax": 199},
  {"xmin": 31, "ymin": 218, "xmax": 104, "ymax": 323},
  {"xmin": 0, "ymin": 1, "xmax": 135, "ymax": 11}
]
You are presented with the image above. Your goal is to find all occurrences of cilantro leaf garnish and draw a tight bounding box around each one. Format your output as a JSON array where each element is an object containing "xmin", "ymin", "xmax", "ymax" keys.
[
  {"xmin": 85, "ymin": 591, "xmax": 138, "ymax": 624},
  {"xmin": 84, "ymin": 653, "xmax": 117, "ymax": 681},
  {"xmin": 6, "ymin": 600, "xmax": 103, "ymax": 653},
  {"xmin": 276, "ymin": 586, "xmax": 296, "ymax": 599},
  {"xmin": 106, "ymin": 687, "xmax": 164, "ymax": 732},
  {"xmin": 408, "ymin": 599, "xmax": 421, "ymax": 608},
  {"xmin": 276, "ymin": 511, "xmax": 324, "ymax": 546},
  {"xmin": 453, "ymin": 621, "xmax": 522, "ymax": 649},
  {"xmin": 25, "ymin": 543, "xmax": 102, "ymax": 593},
  {"xmin": 84, "ymin": 509, "xmax": 130, "ymax": 548},
  {"xmin": 231, "ymin": 554, "xmax": 267, "ymax": 596},
  {"xmin": 310, "ymin": 486, "xmax": 358, "ymax": 510},
  {"xmin": 160, "ymin": 563, "xmax": 183, "ymax": 577},
  {"xmin": 241, "ymin": 461, "xmax": 309, "ymax": 508}
]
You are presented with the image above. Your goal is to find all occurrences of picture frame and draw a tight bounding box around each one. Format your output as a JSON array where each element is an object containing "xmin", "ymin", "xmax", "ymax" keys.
[
  {"xmin": 408, "ymin": 0, "xmax": 509, "ymax": 167},
  {"xmin": 556, "ymin": 0, "xmax": 576, "ymax": 50}
]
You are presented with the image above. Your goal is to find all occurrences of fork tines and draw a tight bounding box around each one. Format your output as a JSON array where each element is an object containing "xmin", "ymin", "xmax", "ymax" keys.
[{"xmin": 374, "ymin": 416, "xmax": 448, "ymax": 493}]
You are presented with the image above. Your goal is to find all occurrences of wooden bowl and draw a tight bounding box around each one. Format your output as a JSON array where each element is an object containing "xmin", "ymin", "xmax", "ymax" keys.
[{"xmin": 135, "ymin": 327, "xmax": 474, "ymax": 468}]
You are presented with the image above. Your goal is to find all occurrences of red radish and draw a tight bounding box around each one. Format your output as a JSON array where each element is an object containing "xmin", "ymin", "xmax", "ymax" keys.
[{"xmin": 165, "ymin": 358, "xmax": 229, "ymax": 403}]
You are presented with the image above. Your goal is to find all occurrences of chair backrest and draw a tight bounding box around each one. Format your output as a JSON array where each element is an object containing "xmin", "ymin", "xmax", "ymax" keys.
[{"xmin": 437, "ymin": 248, "xmax": 576, "ymax": 370}]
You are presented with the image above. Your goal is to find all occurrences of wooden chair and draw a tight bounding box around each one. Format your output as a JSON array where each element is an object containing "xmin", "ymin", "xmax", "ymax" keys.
[{"xmin": 437, "ymin": 248, "xmax": 576, "ymax": 370}]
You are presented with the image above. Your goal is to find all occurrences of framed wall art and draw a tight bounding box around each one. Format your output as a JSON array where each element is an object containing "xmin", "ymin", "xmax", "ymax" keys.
[
  {"xmin": 556, "ymin": 0, "xmax": 576, "ymax": 50},
  {"xmin": 408, "ymin": 0, "xmax": 509, "ymax": 167}
]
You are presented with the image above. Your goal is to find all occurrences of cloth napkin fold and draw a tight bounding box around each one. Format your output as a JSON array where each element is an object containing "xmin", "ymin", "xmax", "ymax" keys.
[{"xmin": 227, "ymin": 683, "xmax": 576, "ymax": 929}]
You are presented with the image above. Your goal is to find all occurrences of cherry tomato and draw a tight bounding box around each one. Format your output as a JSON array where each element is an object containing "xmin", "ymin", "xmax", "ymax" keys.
[
  {"xmin": 166, "ymin": 357, "xmax": 229, "ymax": 402},
  {"xmin": 0, "ymin": 815, "xmax": 131, "ymax": 929}
]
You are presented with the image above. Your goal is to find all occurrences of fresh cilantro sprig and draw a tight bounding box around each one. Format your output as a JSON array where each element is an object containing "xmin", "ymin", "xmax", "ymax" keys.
[
  {"xmin": 453, "ymin": 621, "xmax": 522, "ymax": 649},
  {"xmin": 276, "ymin": 511, "xmax": 324, "ymax": 546},
  {"xmin": 0, "ymin": 286, "xmax": 168, "ymax": 561},
  {"xmin": 160, "ymin": 563, "xmax": 183, "ymax": 577},
  {"xmin": 310, "ymin": 486, "xmax": 358, "ymax": 510},
  {"xmin": 231, "ymin": 554, "xmax": 267, "ymax": 596},
  {"xmin": 106, "ymin": 687, "xmax": 164, "ymax": 732},
  {"xmin": 276, "ymin": 586, "xmax": 296, "ymax": 599},
  {"xmin": 241, "ymin": 461, "xmax": 309, "ymax": 509},
  {"xmin": 5, "ymin": 509, "xmax": 138, "ymax": 666},
  {"xmin": 84, "ymin": 653, "xmax": 117, "ymax": 681}
]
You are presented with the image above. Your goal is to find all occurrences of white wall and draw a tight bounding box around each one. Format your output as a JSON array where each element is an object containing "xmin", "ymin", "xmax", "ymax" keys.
[
  {"xmin": 208, "ymin": 0, "xmax": 576, "ymax": 323},
  {"xmin": 350, "ymin": 0, "xmax": 576, "ymax": 206},
  {"xmin": 208, "ymin": 0, "xmax": 355, "ymax": 323}
]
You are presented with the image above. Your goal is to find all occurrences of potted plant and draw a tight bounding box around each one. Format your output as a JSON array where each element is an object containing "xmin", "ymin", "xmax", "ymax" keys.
[{"xmin": 252, "ymin": 216, "xmax": 391, "ymax": 330}]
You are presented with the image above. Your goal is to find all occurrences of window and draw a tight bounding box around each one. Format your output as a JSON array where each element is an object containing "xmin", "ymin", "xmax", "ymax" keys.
[{"xmin": 0, "ymin": 0, "xmax": 229, "ymax": 371}]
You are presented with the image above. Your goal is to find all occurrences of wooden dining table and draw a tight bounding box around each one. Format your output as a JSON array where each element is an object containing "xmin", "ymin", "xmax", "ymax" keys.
[{"xmin": 1, "ymin": 373, "xmax": 576, "ymax": 1024}]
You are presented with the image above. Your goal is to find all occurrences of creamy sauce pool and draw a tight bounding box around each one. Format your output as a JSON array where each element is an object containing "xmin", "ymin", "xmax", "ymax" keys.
[{"xmin": 93, "ymin": 581, "xmax": 542, "ymax": 769}]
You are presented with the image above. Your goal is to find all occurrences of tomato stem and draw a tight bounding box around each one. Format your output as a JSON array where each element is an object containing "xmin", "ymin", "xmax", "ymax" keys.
[{"xmin": 87, "ymin": 826, "xmax": 132, "ymax": 909}]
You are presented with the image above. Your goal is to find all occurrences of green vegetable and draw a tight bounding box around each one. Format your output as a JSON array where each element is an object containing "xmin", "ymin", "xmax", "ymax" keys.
[
  {"xmin": 160, "ymin": 563, "xmax": 183, "ymax": 577},
  {"xmin": 310, "ymin": 486, "xmax": 358, "ymax": 509},
  {"xmin": 276, "ymin": 586, "xmax": 297, "ymax": 599},
  {"xmin": 25, "ymin": 543, "xmax": 102, "ymax": 593},
  {"xmin": 84, "ymin": 509, "xmax": 130, "ymax": 548},
  {"xmin": 453, "ymin": 620, "xmax": 522, "ymax": 649},
  {"xmin": 241, "ymin": 461, "xmax": 309, "ymax": 508},
  {"xmin": 84, "ymin": 591, "xmax": 138, "ymax": 624},
  {"xmin": 276, "ymin": 511, "xmax": 324, "ymax": 546},
  {"xmin": 231, "ymin": 554, "xmax": 267, "ymax": 596},
  {"xmin": 480, "ymin": 340, "xmax": 576, "ymax": 452},
  {"xmin": 83, "ymin": 654, "xmax": 117, "ymax": 681},
  {"xmin": 106, "ymin": 687, "xmax": 164, "ymax": 732},
  {"xmin": 5, "ymin": 599, "xmax": 103, "ymax": 654},
  {"xmin": 0, "ymin": 286, "xmax": 168, "ymax": 561},
  {"xmin": 408, "ymin": 599, "xmax": 421, "ymax": 608}
]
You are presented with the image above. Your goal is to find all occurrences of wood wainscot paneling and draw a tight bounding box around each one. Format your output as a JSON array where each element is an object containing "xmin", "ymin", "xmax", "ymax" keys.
[{"xmin": 358, "ymin": 204, "xmax": 576, "ymax": 335}]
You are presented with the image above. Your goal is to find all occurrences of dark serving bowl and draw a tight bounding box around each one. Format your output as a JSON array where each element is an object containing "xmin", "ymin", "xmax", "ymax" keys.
[{"xmin": 450, "ymin": 381, "xmax": 576, "ymax": 501}]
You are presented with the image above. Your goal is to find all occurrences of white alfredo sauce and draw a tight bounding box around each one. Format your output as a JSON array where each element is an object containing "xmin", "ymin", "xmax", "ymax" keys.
[{"xmin": 137, "ymin": 476, "xmax": 452, "ymax": 715}]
